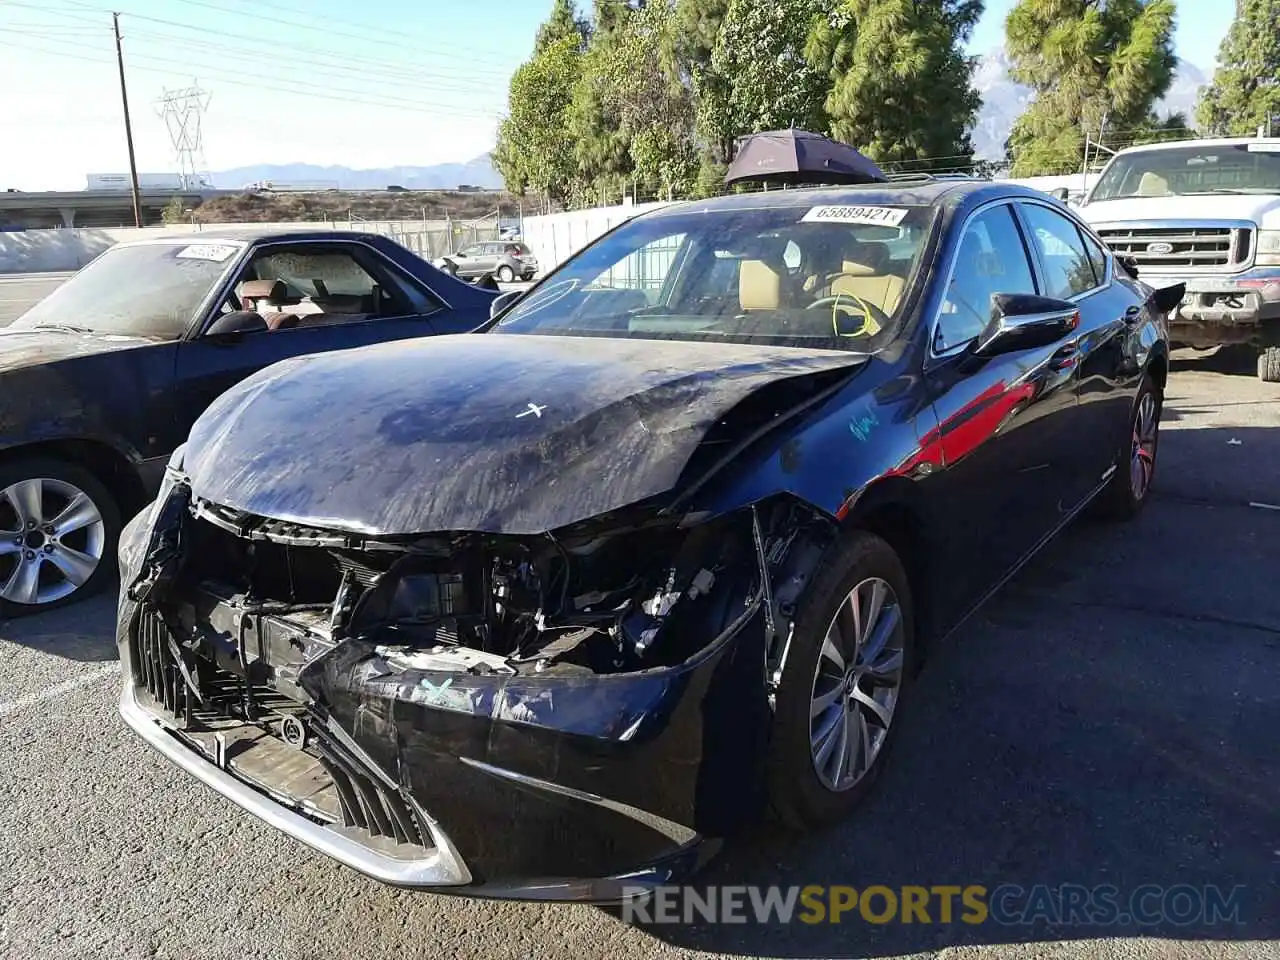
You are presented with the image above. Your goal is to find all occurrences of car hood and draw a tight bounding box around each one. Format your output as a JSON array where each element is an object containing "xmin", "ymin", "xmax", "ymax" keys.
[
  {"xmin": 0, "ymin": 327, "xmax": 153, "ymax": 374},
  {"xmin": 1081, "ymin": 194, "xmax": 1280, "ymax": 226},
  {"xmin": 183, "ymin": 334, "xmax": 865, "ymax": 536}
]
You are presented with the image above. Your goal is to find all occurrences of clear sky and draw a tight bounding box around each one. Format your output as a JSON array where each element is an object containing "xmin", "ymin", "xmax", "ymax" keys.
[{"xmin": 0, "ymin": 0, "xmax": 1237, "ymax": 191}]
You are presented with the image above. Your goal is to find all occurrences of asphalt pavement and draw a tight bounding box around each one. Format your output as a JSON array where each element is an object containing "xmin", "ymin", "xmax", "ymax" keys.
[
  {"xmin": 0, "ymin": 273, "xmax": 72, "ymax": 326},
  {"xmin": 0, "ymin": 281, "xmax": 1277, "ymax": 958}
]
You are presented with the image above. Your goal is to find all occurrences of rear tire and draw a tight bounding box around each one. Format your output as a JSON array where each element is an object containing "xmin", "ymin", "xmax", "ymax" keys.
[
  {"xmin": 0, "ymin": 457, "xmax": 121, "ymax": 616},
  {"xmin": 1092, "ymin": 374, "xmax": 1160, "ymax": 521},
  {"xmin": 767, "ymin": 531, "xmax": 915, "ymax": 830},
  {"xmin": 497, "ymin": 265, "xmax": 515, "ymax": 283},
  {"xmin": 1258, "ymin": 346, "xmax": 1280, "ymax": 383}
]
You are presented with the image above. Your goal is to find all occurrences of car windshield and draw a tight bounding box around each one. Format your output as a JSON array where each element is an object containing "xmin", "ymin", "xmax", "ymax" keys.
[
  {"xmin": 492, "ymin": 201, "xmax": 936, "ymax": 351},
  {"xmin": 13, "ymin": 241, "xmax": 242, "ymax": 339},
  {"xmin": 1090, "ymin": 143, "xmax": 1280, "ymax": 200}
]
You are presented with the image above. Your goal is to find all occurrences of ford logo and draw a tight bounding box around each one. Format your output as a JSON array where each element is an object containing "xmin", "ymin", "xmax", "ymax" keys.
[{"xmin": 1146, "ymin": 241, "xmax": 1174, "ymax": 254}]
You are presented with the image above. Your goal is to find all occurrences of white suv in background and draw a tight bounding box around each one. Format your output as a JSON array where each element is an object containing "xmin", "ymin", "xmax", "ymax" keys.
[{"xmin": 1075, "ymin": 136, "xmax": 1280, "ymax": 381}]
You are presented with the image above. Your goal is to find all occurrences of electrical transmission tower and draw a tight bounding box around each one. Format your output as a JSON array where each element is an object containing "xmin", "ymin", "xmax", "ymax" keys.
[{"xmin": 155, "ymin": 84, "xmax": 213, "ymax": 190}]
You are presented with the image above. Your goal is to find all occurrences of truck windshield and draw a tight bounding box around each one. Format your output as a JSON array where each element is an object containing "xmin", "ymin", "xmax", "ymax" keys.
[
  {"xmin": 1091, "ymin": 143, "xmax": 1280, "ymax": 200},
  {"xmin": 12, "ymin": 241, "xmax": 242, "ymax": 340},
  {"xmin": 492, "ymin": 202, "xmax": 936, "ymax": 352}
]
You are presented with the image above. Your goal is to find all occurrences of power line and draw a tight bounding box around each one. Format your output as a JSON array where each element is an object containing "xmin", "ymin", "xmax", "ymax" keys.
[
  {"xmin": 7, "ymin": 31, "xmax": 503, "ymax": 121},
  {"xmin": 33, "ymin": 0, "xmax": 523, "ymax": 72}
]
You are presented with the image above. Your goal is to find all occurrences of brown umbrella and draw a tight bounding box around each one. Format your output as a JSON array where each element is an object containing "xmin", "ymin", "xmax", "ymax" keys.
[{"xmin": 725, "ymin": 129, "xmax": 888, "ymax": 186}]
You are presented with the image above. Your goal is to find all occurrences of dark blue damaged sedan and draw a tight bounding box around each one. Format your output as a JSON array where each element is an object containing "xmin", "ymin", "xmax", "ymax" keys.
[{"xmin": 117, "ymin": 179, "xmax": 1180, "ymax": 900}]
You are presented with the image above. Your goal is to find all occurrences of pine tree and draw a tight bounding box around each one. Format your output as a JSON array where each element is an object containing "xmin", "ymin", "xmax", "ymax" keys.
[
  {"xmin": 807, "ymin": 0, "xmax": 983, "ymax": 168},
  {"xmin": 534, "ymin": 0, "xmax": 589, "ymax": 53},
  {"xmin": 1005, "ymin": 0, "xmax": 1177, "ymax": 176},
  {"xmin": 1197, "ymin": 0, "xmax": 1280, "ymax": 136}
]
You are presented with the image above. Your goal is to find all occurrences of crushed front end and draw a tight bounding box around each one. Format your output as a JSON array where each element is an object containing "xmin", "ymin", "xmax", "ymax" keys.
[{"xmin": 116, "ymin": 463, "xmax": 833, "ymax": 899}]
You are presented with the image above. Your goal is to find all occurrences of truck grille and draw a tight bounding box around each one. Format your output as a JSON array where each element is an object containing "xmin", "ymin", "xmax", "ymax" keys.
[{"xmin": 1095, "ymin": 224, "xmax": 1252, "ymax": 271}]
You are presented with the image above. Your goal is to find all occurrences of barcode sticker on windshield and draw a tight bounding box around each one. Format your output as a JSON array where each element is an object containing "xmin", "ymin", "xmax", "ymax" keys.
[
  {"xmin": 801, "ymin": 205, "xmax": 907, "ymax": 227},
  {"xmin": 176, "ymin": 243, "xmax": 239, "ymax": 262}
]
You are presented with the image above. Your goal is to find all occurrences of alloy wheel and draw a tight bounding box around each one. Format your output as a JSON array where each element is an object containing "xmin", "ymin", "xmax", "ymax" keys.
[
  {"xmin": 808, "ymin": 576, "xmax": 906, "ymax": 793},
  {"xmin": 1130, "ymin": 392, "xmax": 1158, "ymax": 500},
  {"xmin": 0, "ymin": 477, "xmax": 105, "ymax": 606}
]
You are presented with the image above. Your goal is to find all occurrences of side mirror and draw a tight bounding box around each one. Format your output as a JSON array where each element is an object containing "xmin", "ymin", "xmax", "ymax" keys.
[
  {"xmin": 1151, "ymin": 282, "xmax": 1186, "ymax": 316},
  {"xmin": 205, "ymin": 310, "xmax": 268, "ymax": 339},
  {"xmin": 973, "ymin": 293, "xmax": 1079, "ymax": 358},
  {"xmin": 490, "ymin": 288, "xmax": 524, "ymax": 320},
  {"xmin": 1049, "ymin": 187, "xmax": 1070, "ymax": 201}
]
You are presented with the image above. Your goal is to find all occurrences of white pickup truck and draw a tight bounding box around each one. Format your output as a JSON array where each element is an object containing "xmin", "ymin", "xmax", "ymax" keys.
[{"xmin": 1073, "ymin": 136, "xmax": 1280, "ymax": 381}]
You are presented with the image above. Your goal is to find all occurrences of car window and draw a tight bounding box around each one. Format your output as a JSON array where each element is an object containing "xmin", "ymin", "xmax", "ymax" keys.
[
  {"xmin": 494, "ymin": 203, "xmax": 937, "ymax": 352},
  {"xmin": 1020, "ymin": 203, "xmax": 1099, "ymax": 299},
  {"xmin": 937, "ymin": 204, "xmax": 1037, "ymax": 351},
  {"xmin": 1081, "ymin": 229, "xmax": 1109, "ymax": 285},
  {"xmin": 239, "ymin": 246, "xmax": 412, "ymax": 327},
  {"xmin": 459, "ymin": 245, "xmax": 481, "ymax": 257}
]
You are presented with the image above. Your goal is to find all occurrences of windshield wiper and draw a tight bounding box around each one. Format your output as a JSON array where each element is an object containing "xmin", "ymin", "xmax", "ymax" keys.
[{"xmin": 30, "ymin": 322, "xmax": 95, "ymax": 334}]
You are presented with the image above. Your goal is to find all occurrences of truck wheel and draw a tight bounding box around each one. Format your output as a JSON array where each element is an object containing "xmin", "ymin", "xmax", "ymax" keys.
[
  {"xmin": 1259, "ymin": 347, "xmax": 1280, "ymax": 383},
  {"xmin": 0, "ymin": 458, "xmax": 121, "ymax": 615}
]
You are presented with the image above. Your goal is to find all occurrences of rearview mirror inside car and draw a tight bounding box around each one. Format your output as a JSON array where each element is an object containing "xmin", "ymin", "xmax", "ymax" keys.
[
  {"xmin": 490, "ymin": 288, "xmax": 524, "ymax": 320},
  {"xmin": 1151, "ymin": 282, "xmax": 1186, "ymax": 316},
  {"xmin": 972, "ymin": 293, "xmax": 1079, "ymax": 358},
  {"xmin": 206, "ymin": 310, "xmax": 268, "ymax": 338}
]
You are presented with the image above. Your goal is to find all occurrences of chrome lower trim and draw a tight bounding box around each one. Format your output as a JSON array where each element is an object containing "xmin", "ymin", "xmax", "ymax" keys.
[
  {"xmin": 458, "ymin": 756, "xmax": 700, "ymax": 846},
  {"xmin": 119, "ymin": 682, "xmax": 472, "ymax": 887}
]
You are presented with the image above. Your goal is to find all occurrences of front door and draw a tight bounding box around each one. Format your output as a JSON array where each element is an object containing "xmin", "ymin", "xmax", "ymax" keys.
[
  {"xmin": 169, "ymin": 241, "xmax": 444, "ymax": 450},
  {"xmin": 923, "ymin": 202, "xmax": 1082, "ymax": 617}
]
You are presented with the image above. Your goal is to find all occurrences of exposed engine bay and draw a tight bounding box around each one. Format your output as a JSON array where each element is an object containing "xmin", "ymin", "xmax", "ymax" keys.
[{"xmin": 139, "ymin": 488, "xmax": 834, "ymax": 683}]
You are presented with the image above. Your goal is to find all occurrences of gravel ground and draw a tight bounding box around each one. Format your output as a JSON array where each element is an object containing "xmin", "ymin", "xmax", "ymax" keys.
[{"xmin": 0, "ymin": 332, "xmax": 1277, "ymax": 958}]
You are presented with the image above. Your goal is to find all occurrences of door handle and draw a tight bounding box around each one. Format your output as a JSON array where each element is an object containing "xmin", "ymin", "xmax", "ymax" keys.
[
  {"xmin": 1050, "ymin": 339, "xmax": 1080, "ymax": 370},
  {"xmin": 1123, "ymin": 305, "xmax": 1142, "ymax": 324}
]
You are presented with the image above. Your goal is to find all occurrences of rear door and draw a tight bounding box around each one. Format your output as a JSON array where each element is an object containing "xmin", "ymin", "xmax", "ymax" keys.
[
  {"xmin": 168, "ymin": 240, "xmax": 447, "ymax": 448},
  {"xmin": 1015, "ymin": 200, "xmax": 1142, "ymax": 505},
  {"xmin": 924, "ymin": 201, "xmax": 1082, "ymax": 617}
]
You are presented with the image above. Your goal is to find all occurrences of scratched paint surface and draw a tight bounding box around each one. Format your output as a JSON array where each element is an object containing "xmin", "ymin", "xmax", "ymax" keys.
[{"xmin": 182, "ymin": 333, "xmax": 863, "ymax": 536}]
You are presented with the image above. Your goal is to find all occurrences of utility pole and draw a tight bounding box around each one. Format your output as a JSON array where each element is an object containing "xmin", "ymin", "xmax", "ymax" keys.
[{"xmin": 113, "ymin": 13, "xmax": 143, "ymax": 228}]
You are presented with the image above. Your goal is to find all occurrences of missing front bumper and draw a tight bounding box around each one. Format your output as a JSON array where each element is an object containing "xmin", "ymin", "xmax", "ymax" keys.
[{"xmin": 119, "ymin": 679, "xmax": 473, "ymax": 888}]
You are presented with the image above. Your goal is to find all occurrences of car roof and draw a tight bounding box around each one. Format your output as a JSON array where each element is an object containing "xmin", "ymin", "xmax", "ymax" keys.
[
  {"xmin": 643, "ymin": 178, "xmax": 1051, "ymax": 219},
  {"xmin": 1111, "ymin": 137, "xmax": 1280, "ymax": 155},
  {"xmin": 115, "ymin": 228, "xmax": 383, "ymax": 248}
]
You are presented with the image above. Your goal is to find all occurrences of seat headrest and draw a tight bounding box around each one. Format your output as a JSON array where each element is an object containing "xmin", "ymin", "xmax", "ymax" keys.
[
  {"xmin": 240, "ymin": 279, "xmax": 287, "ymax": 302},
  {"xmin": 1137, "ymin": 172, "xmax": 1168, "ymax": 197},
  {"xmin": 739, "ymin": 259, "xmax": 780, "ymax": 310},
  {"xmin": 842, "ymin": 241, "xmax": 891, "ymax": 276}
]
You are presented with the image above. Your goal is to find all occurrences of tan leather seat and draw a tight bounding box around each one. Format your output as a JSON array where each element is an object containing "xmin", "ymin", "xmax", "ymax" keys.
[
  {"xmin": 1137, "ymin": 172, "xmax": 1169, "ymax": 196},
  {"xmin": 829, "ymin": 242, "xmax": 905, "ymax": 315},
  {"xmin": 739, "ymin": 259, "xmax": 781, "ymax": 310}
]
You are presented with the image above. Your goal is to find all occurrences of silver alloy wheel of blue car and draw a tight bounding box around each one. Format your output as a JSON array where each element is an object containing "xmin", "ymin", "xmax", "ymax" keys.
[
  {"xmin": 809, "ymin": 576, "xmax": 906, "ymax": 792},
  {"xmin": 0, "ymin": 477, "xmax": 106, "ymax": 605},
  {"xmin": 1130, "ymin": 391, "xmax": 1158, "ymax": 500}
]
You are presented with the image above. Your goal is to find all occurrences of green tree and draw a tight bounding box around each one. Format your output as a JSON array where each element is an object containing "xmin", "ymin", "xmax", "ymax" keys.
[
  {"xmin": 161, "ymin": 195, "xmax": 186, "ymax": 225},
  {"xmin": 492, "ymin": 34, "xmax": 584, "ymax": 203},
  {"xmin": 673, "ymin": 0, "xmax": 731, "ymax": 166},
  {"xmin": 704, "ymin": 0, "xmax": 832, "ymax": 148},
  {"xmin": 534, "ymin": 0, "xmax": 589, "ymax": 52},
  {"xmin": 1005, "ymin": 0, "xmax": 1177, "ymax": 176},
  {"xmin": 1197, "ymin": 0, "xmax": 1280, "ymax": 136},
  {"xmin": 807, "ymin": 0, "xmax": 983, "ymax": 168}
]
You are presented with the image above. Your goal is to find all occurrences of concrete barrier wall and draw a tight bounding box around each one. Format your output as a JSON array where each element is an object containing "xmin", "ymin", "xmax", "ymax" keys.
[
  {"xmin": 519, "ymin": 201, "xmax": 676, "ymax": 276},
  {"xmin": 0, "ymin": 219, "xmax": 500, "ymax": 274}
]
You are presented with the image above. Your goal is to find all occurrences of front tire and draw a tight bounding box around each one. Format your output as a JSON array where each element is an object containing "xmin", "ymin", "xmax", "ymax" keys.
[
  {"xmin": 768, "ymin": 531, "xmax": 914, "ymax": 830},
  {"xmin": 1258, "ymin": 346, "xmax": 1280, "ymax": 383},
  {"xmin": 0, "ymin": 457, "xmax": 120, "ymax": 616}
]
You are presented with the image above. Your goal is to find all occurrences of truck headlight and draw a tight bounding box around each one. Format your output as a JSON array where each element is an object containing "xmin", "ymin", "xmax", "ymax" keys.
[{"xmin": 1257, "ymin": 230, "xmax": 1280, "ymax": 266}]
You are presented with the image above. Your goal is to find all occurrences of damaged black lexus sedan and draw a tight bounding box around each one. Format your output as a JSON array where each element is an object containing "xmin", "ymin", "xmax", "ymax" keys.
[{"xmin": 117, "ymin": 180, "xmax": 1178, "ymax": 899}]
